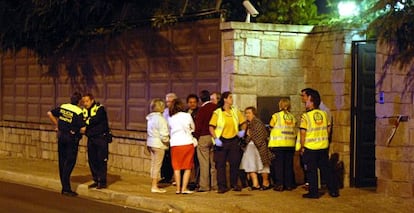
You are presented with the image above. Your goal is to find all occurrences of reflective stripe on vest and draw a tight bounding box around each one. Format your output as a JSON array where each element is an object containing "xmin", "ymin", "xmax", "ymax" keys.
[
  {"xmin": 268, "ymin": 111, "xmax": 296, "ymax": 147},
  {"xmin": 212, "ymin": 107, "xmax": 239, "ymax": 144},
  {"xmin": 83, "ymin": 104, "xmax": 102, "ymax": 125},
  {"xmin": 59, "ymin": 103, "xmax": 82, "ymax": 124},
  {"xmin": 61, "ymin": 103, "xmax": 82, "ymax": 115},
  {"xmin": 304, "ymin": 109, "xmax": 329, "ymax": 150}
]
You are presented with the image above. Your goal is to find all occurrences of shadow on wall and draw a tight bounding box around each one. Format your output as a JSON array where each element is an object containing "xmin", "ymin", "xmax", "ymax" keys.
[
  {"xmin": 330, "ymin": 152, "xmax": 344, "ymax": 189},
  {"xmin": 44, "ymin": 27, "xmax": 186, "ymax": 92}
]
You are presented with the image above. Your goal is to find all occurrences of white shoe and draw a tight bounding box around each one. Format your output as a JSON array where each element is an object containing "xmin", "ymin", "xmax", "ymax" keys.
[
  {"xmin": 151, "ymin": 188, "xmax": 166, "ymax": 193},
  {"xmin": 181, "ymin": 190, "xmax": 194, "ymax": 194}
]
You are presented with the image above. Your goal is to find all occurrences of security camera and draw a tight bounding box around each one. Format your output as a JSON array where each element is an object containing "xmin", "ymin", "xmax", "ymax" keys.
[
  {"xmin": 243, "ymin": 0, "xmax": 259, "ymax": 17},
  {"xmin": 243, "ymin": 0, "xmax": 259, "ymax": 23}
]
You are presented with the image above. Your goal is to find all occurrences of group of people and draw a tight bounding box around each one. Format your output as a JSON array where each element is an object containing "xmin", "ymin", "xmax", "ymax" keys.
[
  {"xmin": 47, "ymin": 92, "xmax": 111, "ymax": 197},
  {"xmin": 47, "ymin": 88, "xmax": 339, "ymax": 199},
  {"xmin": 147, "ymin": 88, "xmax": 340, "ymax": 198}
]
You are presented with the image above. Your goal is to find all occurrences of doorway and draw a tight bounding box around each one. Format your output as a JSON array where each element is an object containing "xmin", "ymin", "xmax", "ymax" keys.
[{"xmin": 350, "ymin": 41, "xmax": 377, "ymax": 187}]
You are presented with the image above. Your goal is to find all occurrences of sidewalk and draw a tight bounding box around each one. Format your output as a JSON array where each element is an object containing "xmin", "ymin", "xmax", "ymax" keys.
[{"xmin": 0, "ymin": 156, "xmax": 413, "ymax": 213}]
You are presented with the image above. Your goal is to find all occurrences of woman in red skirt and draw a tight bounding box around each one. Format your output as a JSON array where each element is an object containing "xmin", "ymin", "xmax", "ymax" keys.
[{"xmin": 167, "ymin": 98, "xmax": 196, "ymax": 194}]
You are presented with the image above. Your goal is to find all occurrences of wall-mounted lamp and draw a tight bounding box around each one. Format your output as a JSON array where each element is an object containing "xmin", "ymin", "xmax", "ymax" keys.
[{"xmin": 337, "ymin": 1, "xmax": 359, "ymax": 17}]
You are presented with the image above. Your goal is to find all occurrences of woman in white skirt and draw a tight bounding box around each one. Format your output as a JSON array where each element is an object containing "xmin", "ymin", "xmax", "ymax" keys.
[{"xmin": 240, "ymin": 107, "xmax": 274, "ymax": 190}]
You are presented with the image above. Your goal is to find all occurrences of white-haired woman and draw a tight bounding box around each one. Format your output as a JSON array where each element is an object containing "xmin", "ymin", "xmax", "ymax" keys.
[{"xmin": 146, "ymin": 98, "xmax": 170, "ymax": 193}]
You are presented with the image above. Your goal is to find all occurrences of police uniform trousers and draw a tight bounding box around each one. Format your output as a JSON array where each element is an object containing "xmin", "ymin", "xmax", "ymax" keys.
[
  {"xmin": 87, "ymin": 135, "xmax": 108, "ymax": 185},
  {"xmin": 160, "ymin": 149, "xmax": 174, "ymax": 182},
  {"xmin": 214, "ymin": 137, "xmax": 242, "ymax": 191},
  {"xmin": 58, "ymin": 132, "xmax": 80, "ymax": 192},
  {"xmin": 302, "ymin": 148, "xmax": 332, "ymax": 195},
  {"xmin": 271, "ymin": 147, "xmax": 295, "ymax": 189}
]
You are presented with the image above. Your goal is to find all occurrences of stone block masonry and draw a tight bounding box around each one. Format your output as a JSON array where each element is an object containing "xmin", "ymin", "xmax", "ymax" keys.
[
  {"xmin": 221, "ymin": 22, "xmax": 352, "ymax": 187},
  {"xmin": 0, "ymin": 121, "xmax": 149, "ymax": 176},
  {"xmin": 375, "ymin": 41, "xmax": 414, "ymax": 197}
]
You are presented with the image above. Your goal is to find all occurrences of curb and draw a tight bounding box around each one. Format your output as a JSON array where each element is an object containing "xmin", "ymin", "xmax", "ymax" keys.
[
  {"xmin": 0, "ymin": 170, "xmax": 61, "ymax": 191},
  {"xmin": 0, "ymin": 170, "xmax": 183, "ymax": 213}
]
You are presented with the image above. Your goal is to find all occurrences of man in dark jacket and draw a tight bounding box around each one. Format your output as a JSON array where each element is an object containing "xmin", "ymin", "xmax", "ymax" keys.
[
  {"xmin": 47, "ymin": 92, "xmax": 85, "ymax": 196},
  {"xmin": 82, "ymin": 93, "xmax": 111, "ymax": 189}
]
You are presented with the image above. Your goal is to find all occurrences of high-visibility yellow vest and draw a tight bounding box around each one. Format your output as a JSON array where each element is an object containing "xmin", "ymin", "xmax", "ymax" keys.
[
  {"xmin": 268, "ymin": 111, "xmax": 296, "ymax": 147},
  {"xmin": 303, "ymin": 109, "xmax": 329, "ymax": 150},
  {"xmin": 61, "ymin": 103, "xmax": 83, "ymax": 115},
  {"xmin": 59, "ymin": 103, "xmax": 83, "ymax": 124},
  {"xmin": 212, "ymin": 107, "xmax": 239, "ymax": 144},
  {"xmin": 82, "ymin": 104, "xmax": 102, "ymax": 125}
]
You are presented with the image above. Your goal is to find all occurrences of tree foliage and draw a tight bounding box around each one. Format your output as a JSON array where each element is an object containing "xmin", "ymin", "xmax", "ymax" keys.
[
  {"xmin": 2, "ymin": 0, "xmax": 413, "ymax": 90},
  {"xmin": 0, "ymin": 0, "xmax": 219, "ymax": 88},
  {"xmin": 256, "ymin": 0, "xmax": 320, "ymax": 24},
  {"xmin": 0, "ymin": 1, "xmax": 156, "ymax": 58},
  {"xmin": 364, "ymin": 0, "xmax": 414, "ymax": 64},
  {"xmin": 332, "ymin": 0, "xmax": 414, "ymax": 92},
  {"xmin": 0, "ymin": 0, "xmax": 326, "ymax": 64}
]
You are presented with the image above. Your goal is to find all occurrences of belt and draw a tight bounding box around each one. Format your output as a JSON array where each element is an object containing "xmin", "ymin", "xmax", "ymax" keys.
[
  {"xmin": 59, "ymin": 130, "xmax": 76, "ymax": 135},
  {"xmin": 220, "ymin": 136, "xmax": 238, "ymax": 142}
]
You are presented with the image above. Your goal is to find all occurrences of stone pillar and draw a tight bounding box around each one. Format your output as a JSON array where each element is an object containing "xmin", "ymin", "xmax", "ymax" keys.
[
  {"xmin": 220, "ymin": 22, "xmax": 312, "ymax": 114},
  {"xmin": 304, "ymin": 29, "xmax": 354, "ymax": 186},
  {"xmin": 220, "ymin": 22, "xmax": 354, "ymax": 186}
]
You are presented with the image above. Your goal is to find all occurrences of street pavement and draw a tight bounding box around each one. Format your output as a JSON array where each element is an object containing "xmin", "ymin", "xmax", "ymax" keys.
[{"xmin": 0, "ymin": 155, "xmax": 413, "ymax": 213}]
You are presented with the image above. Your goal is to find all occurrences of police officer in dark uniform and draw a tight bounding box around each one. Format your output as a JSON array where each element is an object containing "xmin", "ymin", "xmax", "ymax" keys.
[
  {"xmin": 82, "ymin": 93, "xmax": 111, "ymax": 189},
  {"xmin": 47, "ymin": 92, "xmax": 85, "ymax": 196}
]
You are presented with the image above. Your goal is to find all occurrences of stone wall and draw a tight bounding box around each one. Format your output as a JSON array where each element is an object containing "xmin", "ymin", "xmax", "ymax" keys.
[
  {"xmin": 0, "ymin": 121, "xmax": 150, "ymax": 176},
  {"xmin": 220, "ymin": 22, "xmax": 354, "ymax": 186},
  {"xmin": 221, "ymin": 23, "xmax": 312, "ymax": 117},
  {"xmin": 0, "ymin": 21, "xmax": 367, "ymax": 188},
  {"xmin": 305, "ymin": 29, "xmax": 360, "ymax": 187},
  {"xmin": 375, "ymin": 42, "xmax": 414, "ymax": 197}
]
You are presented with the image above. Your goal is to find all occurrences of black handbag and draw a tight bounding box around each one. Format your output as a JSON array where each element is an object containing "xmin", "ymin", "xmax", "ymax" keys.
[
  {"xmin": 103, "ymin": 130, "xmax": 113, "ymax": 143},
  {"xmin": 239, "ymin": 126, "xmax": 248, "ymax": 148},
  {"xmin": 239, "ymin": 137, "xmax": 248, "ymax": 148}
]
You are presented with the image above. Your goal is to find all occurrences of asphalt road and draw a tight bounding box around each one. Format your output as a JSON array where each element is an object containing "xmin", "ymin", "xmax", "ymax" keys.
[{"xmin": 0, "ymin": 181, "xmax": 150, "ymax": 213}]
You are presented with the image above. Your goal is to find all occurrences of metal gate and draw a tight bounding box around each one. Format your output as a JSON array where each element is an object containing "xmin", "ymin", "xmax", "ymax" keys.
[
  {"xmin": 350, "ymin": 40, "xmax": 377, "ymax": 187},
  {"xmin": 0, "ymin": 19, "xmax": 221, "ymax": 131}
]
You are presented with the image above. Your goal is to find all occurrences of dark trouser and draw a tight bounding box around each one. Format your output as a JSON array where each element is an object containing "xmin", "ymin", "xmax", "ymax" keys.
[
  {"xmin": 161, "ymin": 149, "xmax": 173, "ymax": 182},
  {"xmin": 190, "ymin": 147, "xmax": 200, "ymax": 187},
  {"xmin": 300, "ymin": 155, "xmax": 308, "ymax": 184},
  {"xmin": 214, "ymin": 137, "xmax": 242, "ymax": 190},
  {"xmin": 271, "ymin": 148, "xmax": 295, "ymax": 188},
  {"xmin": 302, "ymin": 148, "xmax": 332, "ymax": 195},
  {"xmin": 58, "ymin": 133, "xmax": 80, "ymax": 192},
  {"xmin": 87, "ymin": 136, "xmax": 108, "ymax": 185}
]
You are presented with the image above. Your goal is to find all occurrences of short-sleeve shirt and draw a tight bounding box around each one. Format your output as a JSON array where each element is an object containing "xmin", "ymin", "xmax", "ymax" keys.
[
  {"xmin": 300, "ymin": 113, "xmax": 308, "ymax": 130},
  {"xmin": 209, "ymin": 108, "xmax": 245, "ymax": 139},
  {"xmin": 168, "ymin": 112, "xmax": 195, "ymax": 147},
  {"xmin": 269, "ymin": 114, "xmax": 277, "ymax": 128}
]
